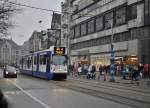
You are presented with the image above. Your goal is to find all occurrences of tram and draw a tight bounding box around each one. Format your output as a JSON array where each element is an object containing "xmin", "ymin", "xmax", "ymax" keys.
[{"xmin": 21, "ymin": 46, "xmax": 68, "ymax": 80}]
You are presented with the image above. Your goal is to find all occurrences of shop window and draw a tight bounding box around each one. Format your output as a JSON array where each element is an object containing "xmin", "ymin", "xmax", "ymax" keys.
[
  {"xmin": 115, "ymin": 7, "xmax": 126, "ymax": 26},
  {"xmin": 128, "ymin": 4, "xmax": 137, "ymax": 20},
  {"xmin": 104, "ymin": 11, "xmax": 114, "ymax": 29},
  {"xmin": 81, "ymin": 22, "xmax": 87, "ymax": 36},
  {"xmin": 88, "ymin": 19, "xmax": 95, "ymax": 34},
  {"xmin": 75, "ymin": 25, "xmax": 81, "ymax": 37},
  {"xmin": 96, "ymin": 16, "xmax": 103, "ymax": 31}
]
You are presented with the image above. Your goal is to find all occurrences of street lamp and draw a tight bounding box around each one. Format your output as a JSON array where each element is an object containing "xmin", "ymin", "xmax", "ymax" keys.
[{"xmin": 106, "ymin": 20, "xmax": 115, "ymax": 82}]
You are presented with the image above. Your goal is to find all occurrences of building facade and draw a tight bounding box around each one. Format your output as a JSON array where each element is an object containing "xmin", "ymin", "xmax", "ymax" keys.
[
  {"xmin": 51, "ymin": 13, "xmax": 61, "ymax": 46},
  {"xmin": 29, "ymin": 31, "xmax": 42, "ymax": 52},
  {"xmin": 68, "ymin": 0, "xmax": 150, "ymax": 67},
  {"xmin": 61, "ymin": 0, "xmax": 70, "ymax": 47},
  {"xmin": 0, "ymin": 39, "xmax": 21, "ymax": 66}
]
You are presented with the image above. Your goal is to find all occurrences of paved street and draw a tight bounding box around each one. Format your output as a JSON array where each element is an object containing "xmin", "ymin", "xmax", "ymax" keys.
[{"xmin": 0, "ymin": 70, "xmax": 137, "ymax": 108}]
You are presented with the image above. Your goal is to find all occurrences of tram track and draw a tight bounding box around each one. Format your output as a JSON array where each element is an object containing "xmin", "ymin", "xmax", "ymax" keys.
[
  {"xmin": 53, "ymin": 79, "xmax": 150, "ymax": 108},
  {"xmin": 68, "ymin": 78, "xmax": 150, "ymax": 95}
]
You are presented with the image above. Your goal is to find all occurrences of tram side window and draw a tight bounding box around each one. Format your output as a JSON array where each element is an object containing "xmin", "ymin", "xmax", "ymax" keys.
[
  {"xmin": 27, "ymin": 57, "xmax": 32, "ymax": 68},
  {"xmin": 40, "ymin": 55, "xmax": 43, "ymax": 65},
  {"xmin": 40, "ymin": 55, "xmax": 47, "ymax": 65},
  {"xmin": 22, "ymin": 58, "xmax": 24, "ymax": 65},
  {"xmin": 43, "ymin": 55, "xmax": 46, "ymax": 65},
  {"xmin": 34, "ymin": 56, "xmax": 37, "ymax": 65},
  {"xmin": 25, "ymin": 58, "xmax": 27, "ymax": 68}
]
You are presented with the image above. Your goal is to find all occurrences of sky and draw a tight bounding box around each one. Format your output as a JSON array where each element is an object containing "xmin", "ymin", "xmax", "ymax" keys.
[{"xmin": 10, "ymin": 0, "xmax": 64, "ymax": 45}]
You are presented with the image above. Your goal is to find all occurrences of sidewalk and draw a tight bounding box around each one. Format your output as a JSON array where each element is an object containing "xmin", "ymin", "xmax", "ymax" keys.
[{"xmin": 68, "ymin": 74, "xmax": 150, "ymax": 88}]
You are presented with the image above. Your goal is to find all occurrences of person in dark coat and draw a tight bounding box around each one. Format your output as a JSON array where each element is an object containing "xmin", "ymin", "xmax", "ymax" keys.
[
  {"xmin": 99, "ymin": 65, "xmax": 103, "ymax": 75},
  {"xmin": 91, "ymin": 65, "xmax": 96, "ymax": 79}
]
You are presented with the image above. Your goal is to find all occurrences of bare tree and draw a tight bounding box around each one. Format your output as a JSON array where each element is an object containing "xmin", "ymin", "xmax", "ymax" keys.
[{"xmin": 0, "ymin": 0, "xmax": 20, "ymax": 36}]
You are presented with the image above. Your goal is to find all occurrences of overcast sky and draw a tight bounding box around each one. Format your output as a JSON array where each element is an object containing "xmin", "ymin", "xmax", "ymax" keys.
[{"xmin": 10, "ymin": 0, "xmax": 64, "ymax": 45}]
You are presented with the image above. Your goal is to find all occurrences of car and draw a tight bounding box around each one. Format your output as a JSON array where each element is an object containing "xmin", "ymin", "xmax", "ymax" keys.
[{"xmin": 3, "ymin": 66, "xmax": 17, "ymax": 78}]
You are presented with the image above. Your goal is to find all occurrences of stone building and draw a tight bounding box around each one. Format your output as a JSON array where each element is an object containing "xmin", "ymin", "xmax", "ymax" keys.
[
  {"xmin": 66, "ymin": 0, "xmax": 150, "ymax": 67},
  {"xmin": 29, "ymin": 31, "xmax": 42, "ymax": 52},
  {"xmin": 51, "ymin": 13, "xmax": 61, "ymax": 46},
  {"xmin": 61, "ymin": 0, "xmax": 70, "ymax": 47},
  {"xmin": 0, "ymin": 39, "xmax": 21, "ymax": 66}
]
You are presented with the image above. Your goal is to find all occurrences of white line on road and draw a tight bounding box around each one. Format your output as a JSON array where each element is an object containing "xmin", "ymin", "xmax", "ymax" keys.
[{"xmin": 8, "ymin": 79, "xmax": 51, "ymax": 108}]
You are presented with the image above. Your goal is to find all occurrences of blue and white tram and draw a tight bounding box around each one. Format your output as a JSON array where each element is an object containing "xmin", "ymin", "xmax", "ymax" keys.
[{"xmin": 21, "ymin": 46, "xmax": 68, "ymax": 80}]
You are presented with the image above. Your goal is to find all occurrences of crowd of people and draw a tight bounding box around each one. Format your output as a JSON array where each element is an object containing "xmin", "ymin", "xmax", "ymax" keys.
[{"xmin": 69, "ymin": 63, "xmax": 150, "ymax": 81}]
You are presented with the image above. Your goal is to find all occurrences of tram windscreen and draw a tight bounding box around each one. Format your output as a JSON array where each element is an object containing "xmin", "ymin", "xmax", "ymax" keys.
[{"xmin": 52, "ymin": 55, "xmax": 67, "ymax": 65}]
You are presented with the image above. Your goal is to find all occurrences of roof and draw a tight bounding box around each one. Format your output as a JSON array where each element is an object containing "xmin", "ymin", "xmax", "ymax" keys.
[{"xmin": 0, "ymin": 39, "xmax": 21, "ymax": 50}]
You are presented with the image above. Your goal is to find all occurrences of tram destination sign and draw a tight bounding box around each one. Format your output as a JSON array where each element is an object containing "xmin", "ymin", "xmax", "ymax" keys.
[{"xmin": 54, "ymin": 47, "xmax": 65, "ymax": 55}]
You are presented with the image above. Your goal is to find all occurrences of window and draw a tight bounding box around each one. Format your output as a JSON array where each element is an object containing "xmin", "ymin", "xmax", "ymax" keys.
[
  {"xmin": 96, "ymin": 16, "xmax": 103, "ymax": 31},
  {"xmin": 105, "ymin": 11, "xmax": 114, "ymax": 29},
  {"xmin": 70, "ymin": 28, "xmax": 75, "ymax": 38},
  {"xmin": 128, "ymin": 4, "xmax": 137, "ymax": 20},
  {"xmin": 40, "ymin": 55, "xmax": 47, "ymax": 65},
  {"xmin": 40, "ymin": 55, "xmax": 43, "ymax": 64},
  {"xmin": 81, "ymin": 22, "xmax": 87, "ymax": 36},
  {"xmin": 75, "ymin": 25, "xmax": 81, "ymax": 37},
  {"xmin": 115, "ymin": 7, "xmax": 126, "ymax": 25},
  {"xmin": 88, "ymin": 19, "xmax": 95, "ymax": 34},
  {"xmin": 145, "ymin": 0, "xmax": 150, "ymax": 25},
  {"xmin": 114, "ymin": 31, "xmax": 131, "ymax": 42},
  {"xmin": 27, "ymin": 57, "xmax": 32, "ymax": 68},
  {"xmin": 114, "ymin": 33, "xmax": 121, "ymax": 42},
  {"xmin": 105, "ymin": 36, "xmax": 111, "ymax": 44},
  {"xmin": 43, "ymin": 55, "xmax": 47, "ymax": 65},
  {"xmin": 34, "ymin": 56, "xmax": 37, "ymax": 64}
]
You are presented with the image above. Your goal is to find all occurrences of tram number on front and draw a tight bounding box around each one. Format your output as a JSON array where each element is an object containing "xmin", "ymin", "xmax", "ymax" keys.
[{"xmin": 54, "ymin": 47, "xmax": 65, "ymax": 55}]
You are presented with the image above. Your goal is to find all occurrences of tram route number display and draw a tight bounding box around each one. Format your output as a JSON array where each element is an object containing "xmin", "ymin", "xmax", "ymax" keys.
[{"xmin": 54, "ymin": 47, "xmax": 65, "ymax": 55}]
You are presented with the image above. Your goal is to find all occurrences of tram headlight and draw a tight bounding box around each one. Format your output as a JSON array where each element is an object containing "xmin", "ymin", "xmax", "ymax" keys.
[{"xmin": 6, "ymin": 72, "xmax": 8, "ymax": 74}]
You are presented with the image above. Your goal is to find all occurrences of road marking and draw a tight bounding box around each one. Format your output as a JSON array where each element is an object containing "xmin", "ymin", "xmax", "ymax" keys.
[{"xmin": 8, "ymin": 79, "xmax": 51, "ymax": 108}]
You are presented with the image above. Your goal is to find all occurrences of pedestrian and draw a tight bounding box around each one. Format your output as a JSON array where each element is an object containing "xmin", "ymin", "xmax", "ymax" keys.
[
  {"xmin": 77, "ymin": 64, "xmax": 82, "ymax": 78},
  {"xmin": 122, "ymin": 64, "xmax": 126, "ymax": 80},
  {"xmin": 73, "ymin": 63, "xmax": 78, "ymax": 77},
  {"xmin": 87, "ymin": 64, "xmax": 92, "ymax": 79},
  {"xmin": 144, "ymin": 64, "xmax": 149, "ymax": 79},
  {"xmin": 99, "ymin": 65, "xmax": 103, "ymax": 76},
  {"xmin": 83, "ymin": 64, "xmax": 88, "ymax": 76},
  {"xmin": 69, "ymin": 64, "xmax": 74, "ymax": 77},
  {"xmin": 132, "ymin": 65, "xmax": 138, "ymax": 81},
  {"xmin": 147, "ymin": 64, "xmax": 150, "ymax": 80},
  {"xmin": 116, "ymin": 64, "xmax": 120, "ymax": 76},
  {"xmin": 129, "ymin": 65, "xmax": 133, "ymax": 79},
  {"xmin": 138, "ymin": 63, "xmax": 144, "ymax": 79},
  {"xmin": 91, "ymin": 65, "xmax": 96, "ymax": 79}
]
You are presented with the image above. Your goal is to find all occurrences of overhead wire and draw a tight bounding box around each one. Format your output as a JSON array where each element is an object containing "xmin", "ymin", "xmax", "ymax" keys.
[
  {"xmin": 0, "ymin": 0, "xmax": 94, "ymax": 17},
  {"xmin": 0, "ymin": 0, "xmax": 61, "ymax": 13}
]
